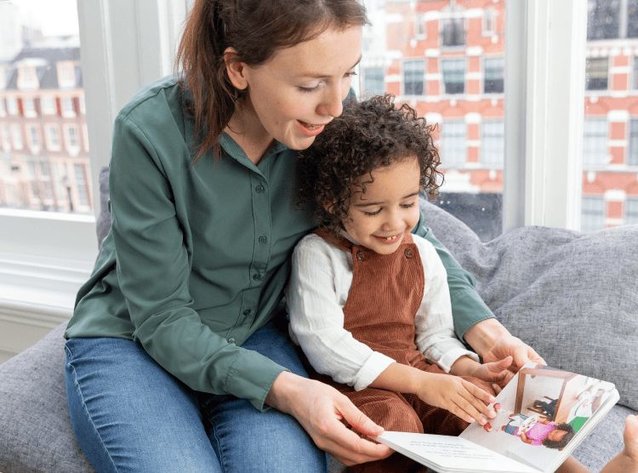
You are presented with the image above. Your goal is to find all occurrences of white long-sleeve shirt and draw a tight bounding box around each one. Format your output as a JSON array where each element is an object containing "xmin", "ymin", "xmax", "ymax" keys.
[{"xmin": 287, "ymin": 232, "xmax": 478, "ymax": 391}]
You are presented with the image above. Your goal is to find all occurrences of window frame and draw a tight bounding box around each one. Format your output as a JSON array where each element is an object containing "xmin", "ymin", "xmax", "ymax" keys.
[{"xmin": 0, "ymin": 0, "xmax": 189, "ymax": 356}]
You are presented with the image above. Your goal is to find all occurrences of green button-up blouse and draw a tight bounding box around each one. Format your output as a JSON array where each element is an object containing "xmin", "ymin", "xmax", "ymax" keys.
[{"xmin": 65, "ymin": 76, "xmax": 493, "ymax": 410}]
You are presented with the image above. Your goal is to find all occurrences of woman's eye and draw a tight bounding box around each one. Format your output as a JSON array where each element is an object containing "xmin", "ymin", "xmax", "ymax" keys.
[
  {"xmin": 401, "ymin": 202, "xmax": 416, "ymax": 209},
  {"xmin": 298, "ymin": 85, "xmax": 319, "ymax": 93},
  {"xmin": 344, "ymin": 71, "xmax": 358, "ymax": 79}
]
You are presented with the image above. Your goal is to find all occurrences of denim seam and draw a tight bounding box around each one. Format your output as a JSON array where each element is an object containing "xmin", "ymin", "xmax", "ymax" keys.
[
  {"xmin": 66, "ymin": 342, "xmax": 120, "ymax": 473},
  {"xmin": 210, "ymin": 419, "xmax": 228, "ymax": 473}
]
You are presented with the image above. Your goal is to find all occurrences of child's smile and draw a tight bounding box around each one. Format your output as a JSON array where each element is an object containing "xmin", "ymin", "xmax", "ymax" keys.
[{"xmin": 343, "ymin": 156, "xmax": 421, "ymax": 255}]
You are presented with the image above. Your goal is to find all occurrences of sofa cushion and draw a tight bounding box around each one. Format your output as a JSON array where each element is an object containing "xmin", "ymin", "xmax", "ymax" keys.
[
  {"xmin": 423, "ymin": 201, "xmax": 638, "ymax": 412},
  {"xmin": 0, "ymin": 324, "xmax": 94, "ymax": 473}
]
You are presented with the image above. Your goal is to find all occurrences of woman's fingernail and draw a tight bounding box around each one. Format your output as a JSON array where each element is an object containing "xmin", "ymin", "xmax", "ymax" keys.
[{"xmin": 484, "ymin": 422, "xmax": 493, "ymax": 432}]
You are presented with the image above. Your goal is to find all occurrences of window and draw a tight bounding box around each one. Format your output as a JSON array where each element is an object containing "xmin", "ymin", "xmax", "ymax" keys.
[
  {"xmin": 583, "ymin": 118, "xmax": 608, "ymax": 167},
  {"xmin": 633, "ymin": 57, "xmax": 638, "ymax": 90},
  {"xmin": 581, "ymin": 196, "xmax": 606, "ymax": 231},
  {"xmin": 6, "ymin": 96, "xmax": 19, "ymax": 115},
  {"xmin": 484, "ymin": 57, "xmax": 504, "ymax": 94},
  {"xmin": 10, "ymin": 124, "xmax": 23, "ymax": 150},
  {"xmin": 1, "ymin": 126, "xmax": 10, "ymax": 151},
  {"xmin": 64, "ymin": 124, "xmax": 80, "ymax": 151},
  {"xmin": 629, "ymin": 1, "xmax": 638, "ymax": 37},
  {"xmin": 415, "ymin": 13, "xmax": 426, "ymax": 39},
  {"xmin": 441, "ymin": 17, "xmax": 465, "ymax": 47},
  {"xmin": 27, "ymin": 125, "xmax": 40, "ymax": 150},
  {"xmin": 626, "ymin": 198, "xmax": 638, "ymax": 224},
  {"xmin": 362, "ymin": 66, "xmax": 385, "ymax": 96},
  {"xmin": 483, "ymin": 9, "xmax": 496, "ymax": 36},
  {"xmin": 585, "ymin": 57, "xmax": 608, "ymax": 90},
  {"xmin": 74, "ymin": 163, "xmax": 90, "ymax": 207},
  {"xmin": 587, "ymin": 0, "xmax": 620, "ymax": 40},
  {"xmin": 481, "ymin": 121, "xmax": 504, "ymax": 168},
  {"xmin": 23, "ymin": 97, "xmax": 36, "ymax": 117},
  {"xmin": 61, "ymin": 97, "xmax": 75, "ymax": 117},
  {"xmin": 41, "ymin": 96, "xmax": 56, "ymax": 115},
  {"xmin": 440, "ymin": 121, "xmax": 467, "ymax": 169},
  {"xmin": 45, "ymin": 124, "xmax": 61, "ymax": 151},
  {"xmin": 403, "ymin": 59, "xmax": 424, "ymax": 96},
  {"xmin": 629, "ymin": 119, "xmax": 638, "ymax": 166},
  {"xmin": 441, "ymin": 58, "xmax": 465, "ymax": 95}
]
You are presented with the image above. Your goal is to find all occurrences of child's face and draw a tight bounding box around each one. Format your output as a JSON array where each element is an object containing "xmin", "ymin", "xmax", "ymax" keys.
[{"xmin": 343, "ymin": 156, "xmax": 421, "ymax": 255}]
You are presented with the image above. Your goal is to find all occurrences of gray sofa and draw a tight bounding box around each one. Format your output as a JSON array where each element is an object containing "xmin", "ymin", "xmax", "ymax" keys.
[{"xmin": 1, "ymin": 181, "xmax": 637, "ymax": 472}]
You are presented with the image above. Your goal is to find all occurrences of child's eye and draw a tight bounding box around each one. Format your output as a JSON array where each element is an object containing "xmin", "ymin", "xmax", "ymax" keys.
[{"xmin": 363, "ymin": 208, "xmax": 382, "ymax": 216}]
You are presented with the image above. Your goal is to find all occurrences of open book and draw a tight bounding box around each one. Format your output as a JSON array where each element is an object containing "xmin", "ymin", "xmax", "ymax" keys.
[{"xmin": 376, "ymin": 364, "xmax": 619, "ymax": 473}]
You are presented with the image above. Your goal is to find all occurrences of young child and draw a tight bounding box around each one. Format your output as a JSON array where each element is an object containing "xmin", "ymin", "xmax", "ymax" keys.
[{"xmin": 287, "ymin": 95, "xmax": 512, "ymax": 472}]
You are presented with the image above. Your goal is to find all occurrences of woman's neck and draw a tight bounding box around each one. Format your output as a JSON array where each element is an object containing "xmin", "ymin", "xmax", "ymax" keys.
[{"xmin": 225, "ymin": 100, "xmax": 273, "ymax": 164}]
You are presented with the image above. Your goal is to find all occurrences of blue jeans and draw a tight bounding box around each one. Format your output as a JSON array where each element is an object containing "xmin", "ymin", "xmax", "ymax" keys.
[{"xmin": 64, "ymin": 320, "xmax": 326, "ymax": 473}]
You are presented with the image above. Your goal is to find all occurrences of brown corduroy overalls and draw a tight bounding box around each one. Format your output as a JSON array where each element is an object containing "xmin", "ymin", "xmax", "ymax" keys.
[{"xmin": 314, "ymin": 229, "xmax": 492, "ymax": 473}]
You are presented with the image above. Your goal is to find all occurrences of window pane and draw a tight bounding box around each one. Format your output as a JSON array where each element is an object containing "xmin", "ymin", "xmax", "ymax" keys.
[
  {"xmin": 0, "ymin": 0, "xmax": 92, "ymax": 214},
  {"xmin": 362, "ymin": 66, "xmax": 385, "ymax": 97},
  {"xmin": 362, "ymin": 0, "xmax": 506, "ymax": 241},
  {"xmin": 484, "ymin": 57, "xmax": 504, "ymax": 94},
  {"xmin": 440, "ymin": 121, "xmax": 466, "ymax": 169},
  {"xmin": 583, "ymin": 0, "xmax": 638, "ymax": 231},
  {"xmin": 626, "ymin": 197, "xmax": 638, "ymax": 224},
  {"xmin": 441, "ymin": 58, "xmax": 465, "ymax": 94}
]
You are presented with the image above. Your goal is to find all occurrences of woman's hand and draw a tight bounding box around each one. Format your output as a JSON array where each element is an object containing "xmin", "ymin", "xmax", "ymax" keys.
[
  {"xmin": 468, "ymin": 356, "xmax": 514, "ymax": 387},
  {"xmin": 266, "ymin": 371, "xmax": 393, "ymax": 466},
  {"xmin": 414, "ymin": 372, "xmax": 496, "ymax": 426},
  {"xmin": 464, "ymin": 319, "xmax": 545, "ymax": 371}
]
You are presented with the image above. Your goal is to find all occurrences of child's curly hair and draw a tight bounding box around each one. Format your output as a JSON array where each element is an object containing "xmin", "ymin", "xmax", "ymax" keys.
[{"xmin": 298, "ymin": 94, "xmax": 443, "ymax": 232}]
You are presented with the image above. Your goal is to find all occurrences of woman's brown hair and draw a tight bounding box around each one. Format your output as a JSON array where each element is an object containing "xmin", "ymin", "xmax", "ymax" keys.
[{"xmin": 175, "ymin": 0, "xmax": 368, "ymax": 158}]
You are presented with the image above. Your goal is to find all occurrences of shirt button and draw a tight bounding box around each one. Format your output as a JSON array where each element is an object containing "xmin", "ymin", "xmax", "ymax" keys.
[
  {"xmin": 252, "ymin": 272, "xmax": 263, "ymax": 281},
  {"xmin": 404, "ymin": 248, "xmax": 414, "ymax": 259},
  {"xmin": 227, "ymin": 337, "xmax": 236, "ymax": 344},
  {"xmin": 243, "ymin": 309, "xmax": 252, "ymax": 316},
  {"xmin": 258, "ymin": 235, "xmax": 268, "ymax": 244},
  {"xmin": 255, "ymin": 184, "xmax": 265, "ymax": 193}
]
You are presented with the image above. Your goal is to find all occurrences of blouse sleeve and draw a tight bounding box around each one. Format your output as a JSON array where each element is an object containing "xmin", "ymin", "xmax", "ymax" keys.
[{"xmin": 287, "ymin": 236, "xmax": 395, "ymax": 391}]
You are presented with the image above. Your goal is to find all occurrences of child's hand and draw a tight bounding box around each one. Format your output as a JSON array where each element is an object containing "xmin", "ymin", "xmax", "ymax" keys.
[
  {"xmin": 415, "ymin": 373, "xmax": 497, "ymax": 425},
  {"xmin": 469, "ymin": 356, "xmax": 514, "ymax": 387}
]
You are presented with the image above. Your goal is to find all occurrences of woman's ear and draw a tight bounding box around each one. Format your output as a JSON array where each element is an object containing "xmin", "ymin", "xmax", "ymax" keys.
[{"xmin": 223, "ymin": 47, "xmax": 248, "ymax": 91}]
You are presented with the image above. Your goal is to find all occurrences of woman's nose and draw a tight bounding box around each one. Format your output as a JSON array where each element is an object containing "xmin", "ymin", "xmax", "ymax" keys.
[{"xmin": 318, "ymin": 85, "xmax": 343, "ymax": 118}]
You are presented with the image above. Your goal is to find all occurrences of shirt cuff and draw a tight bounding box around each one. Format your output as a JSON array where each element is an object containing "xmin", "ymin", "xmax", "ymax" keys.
[
  {"xmin": 353, "ymin": 351, "xmax": 396, "ymax": 391},
  {"xmin": 436, "ymin": 347, "xmax": 480, "ymax": 373}
]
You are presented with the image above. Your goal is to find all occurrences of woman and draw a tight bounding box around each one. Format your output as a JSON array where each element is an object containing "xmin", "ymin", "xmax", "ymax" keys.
[{"xmin": 64, "ymin": 1, "xmax": 542, "ymax": 471}]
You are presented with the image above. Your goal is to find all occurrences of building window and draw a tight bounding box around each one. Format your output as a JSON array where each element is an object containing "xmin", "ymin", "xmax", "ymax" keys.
[
  {"xmin": 23, "ymin": 97, "xmax": 36, "ymax": 117},
  {"xmin": 628, "ymin": 1, "xmax": 638, "ymax": 37},
  {"xmin": 585, "ymin": 57, "xmax": 608, "ymax": 90},
  {"xmin": 581, "ymin": 196, "xmax": 606, "ymax": 232},
  {"xmin": 27, "ymin": 125, "xmax": 40, "ymax": 149},
  {"xmin": 583, "ymin": 118, "xmax": 608, "ymax": 167},
  {"xmin": 1, "ymin": 125, "xmax": 11, "ymax": 151},
  {"xmin": 441, "ymin": 17, "xmax": 465, "ymax": 47},
  {"xmin": 481, "ymin": 121, "xmax": 504, "ymax": 168},
  {"xmin": 362, "ymin": 66, "xmax": 385, "ymax": 96},
  {"xmin": 57, "ymin": 61, "xmax": 77, "ymax": 89},
  {"xmin": 65, "ymin": 125, "xmax": 80, "ymax": 150},
  {"xmin": 415, "ymin": 13, "xmax": 426, "ymax": 38},
  {"xmin": 74, "ymin": 163, "xmax": 90, "ymax": 207},
  {"xmin": 633, "ymin": 56, "xmax": 638, "ymax": 90},
  {"xmin": 403, "ymin": 59, "xmax": 424, "ymax": 96},
  {"xmin": 10, "ymin": 124, "xmax": 23, "ymax": 150},
  {"xmin": 629, "ymin": 119, "xmax": 638, "ymax": 166},
  {"xmin": 6, "ymin": 96, "xmax": 19, "ymax": 115},
  {"xmin": 484, "ymin": 57, "xmax": 504, "ymax": 94},
  {"xmin": 483, "ymin": 9, "xmax": 496, "ymax": 36},
  {"xmin": 45, "ymin": 124, "xmax": 61, "ymax": 151},
  {"xmin": 41, "ymin": 95, "xmax": 57, "ymax": 115},
  {"xmin": 440, "ymin": 121, "xmax": 467, "ymax": 169},
  {"xmin": 442, "ymin": 58, "xmax": 465, "ymax": 95},
  {"xmin": 587, "ymin": 0, "xmax": 620, "ymax": 40},
  {"xmin": 626, "ymin": 198, "xmax": 638, "ymax": 224},
  {"xmin": 61, "ymin": 97, "xmax": 75, "ymax": 117}
]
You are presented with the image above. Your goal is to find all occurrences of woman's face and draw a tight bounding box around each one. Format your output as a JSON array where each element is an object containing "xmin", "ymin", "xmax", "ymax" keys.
[{"xmin": 230, "ymin": 25, "xmax": 362, "ymax": 151}]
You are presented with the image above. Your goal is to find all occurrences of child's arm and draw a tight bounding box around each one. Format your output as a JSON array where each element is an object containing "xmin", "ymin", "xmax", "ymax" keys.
[
  {"xmin": 287, "ymin": 235, "xmax": 396, "ymax": 390},
  {"xmin": 369, "ymin": 362, "xmax": 497, "ymax": 425}
]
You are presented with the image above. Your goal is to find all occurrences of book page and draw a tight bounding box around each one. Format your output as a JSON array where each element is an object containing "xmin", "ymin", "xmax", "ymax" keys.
[
  {"xmin": 460, "ymin": 364, "xmax": 619, "ymax": 473},
  {"xmin": 377, "ymin": 431, "xmax": 539, "ymax": 473}
]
